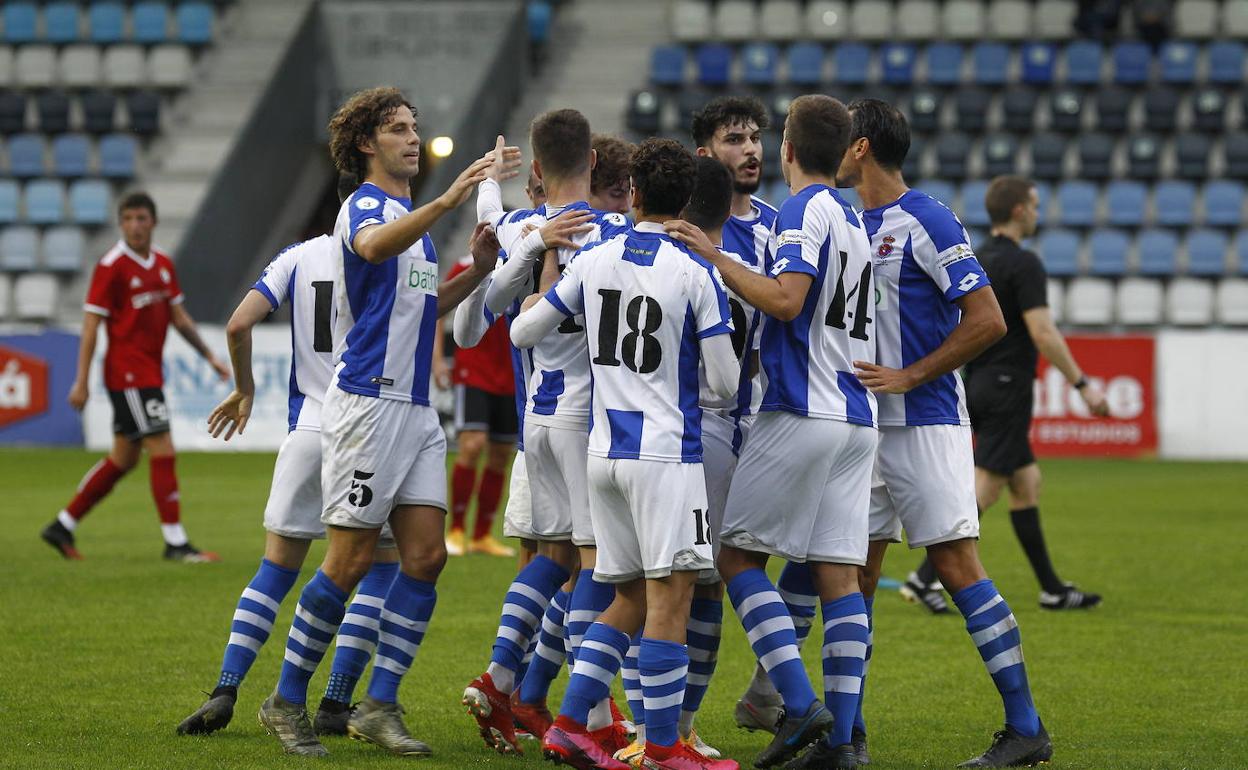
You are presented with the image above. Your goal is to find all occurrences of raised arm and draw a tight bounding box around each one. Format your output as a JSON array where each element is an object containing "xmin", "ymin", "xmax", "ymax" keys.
[
  {"xmin": 437, "ymin": 222, "xmax": 500, "ymax": 317},
  {"xmin": 206, "ymin": 290, "xmax": 271, "ymax": 440},
  {"xmin": 484, "ymin": 210, "xmax": 595, "ymax": 313}
]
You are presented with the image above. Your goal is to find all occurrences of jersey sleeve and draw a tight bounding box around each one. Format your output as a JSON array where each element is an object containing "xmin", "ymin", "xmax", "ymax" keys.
[
  {"xmin": 691, "ymin": 262, "xmax": 734, "ymax": 339},
  {"xmin": 83, "ymin": 261, "xmax": 116, "ymax": 317},
  {"xmin": 545, "ymin": 256, "xmax": 584, "ymax": 317},
  {"xmin": 911, "ymin": 203, "xmax": 991, "ymax": 302},
  {"xmin": 1016, "ymin": 251, "xmax": 1048, "ymax": 311},
  {"xmin": 252, "ymin": 243, "xmax": 299, "ymax": 310},
  {"xmin": 769, "ymin": 195, "xmax": 822, "ymax": 278},
  {"xmin": 344, "ymin": 190, "xmax": 387, "ymax": 252}
]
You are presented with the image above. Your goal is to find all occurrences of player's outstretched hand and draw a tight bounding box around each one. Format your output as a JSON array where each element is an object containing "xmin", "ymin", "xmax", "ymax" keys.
[
  {"xmin": 439, "ymin": 155, "xmax": 496, "ymax": 210},
  {"xmin": 469, "ymin": 221, "xmax": 502, "ymax": 273},
  {"xmin": 1081, "ymin": 382, "xmax": 1111, "ymax": 417},
  {"xmin": 484, "ymin": 135, "xmax": 523, "ymax": 183},
  {"xmin": 663, "ymin": 219, "xmax": 720, "ymax": 262},
  {"xmin": 539, "ymin": 210, "xmax": 594, "ymax": 250},
  {"xmin": 854, "ymin": 360, "xmax": 917, "ymax": 394},
  {"xmin": 207, "ymin": 390, "xmax": 252, "ymax": 441},
  {"xmin": 67, "ymin": 379, "xmax": 88, "ymax": 411}
]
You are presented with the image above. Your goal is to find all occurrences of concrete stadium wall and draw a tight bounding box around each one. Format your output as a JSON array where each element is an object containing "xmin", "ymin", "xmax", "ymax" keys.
[{"xmin": 1156, "ymin": 331, "xmax": 1248, "ymax": 460}]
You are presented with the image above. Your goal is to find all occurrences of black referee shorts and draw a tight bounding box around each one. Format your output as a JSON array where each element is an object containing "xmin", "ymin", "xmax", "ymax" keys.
[
  {"xmin": 966, "ymin": 366, "xmax": 1036, "ymax": 476},
  {"xmin": 453, "ymin": 384, "xmax": 519, "ymax": 444}
]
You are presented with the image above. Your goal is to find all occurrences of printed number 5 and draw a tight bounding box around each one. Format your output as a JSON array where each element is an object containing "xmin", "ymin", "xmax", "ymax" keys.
[{"xmin": 349, "ymin": 470, "xmax": 374, "ymax": 507}]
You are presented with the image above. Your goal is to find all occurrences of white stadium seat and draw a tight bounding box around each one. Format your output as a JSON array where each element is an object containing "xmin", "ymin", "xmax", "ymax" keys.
[
  {"xmin": 850, "ymin": 0, "xmax": 892, "ymax": 40},
  {"xmin": 1065, "ymin": 277, "xmax": 1114, "ymax": 325},
  {"xmin": 1115, "ymin": 277, "xmax": 1164, "ymax": 325},
  {"xmin": 15, "ymin": 46, "xmax": 57, "ymax": 89},
  {"xmin": 59, "ymin": 45, "xmax": 102, "ymax": 90},
  {"xmin": 1034, "ymin": 0, "xmax": 1077, "ymax": 39},
  {"xmin": 1216, "ymin": 279, "xmax": 1248, "ymax": 325},
  {"xmin": 670, "ymin": 1, "xmax": 712, "ymax": 43},
  {"xmin": 14, "ymin": 272, "xmax": 58, "ymax": 321},
  {"xmin": 805, "ymin": 1, "xmax": 850, "ymax": 41},
  {"xmin": 0, "ymin": 273, "xmax": 11, "ymax": 320},
  {"xmin": 943, "ymin": 0, "xmax": 986, "ymax": 40},
  {"xmin": 1046, "ymin": 278, "xmax": 1065, "ymax": 324},
  {"xmin": 989, "ymin": 0, "xmax": 1032, "ymax": 40},
  {"xmin": 1226, "ymin": 0, "xmax": 1248, "ymax": 37},
  {"xmin": 148, "ymin": 45, "xmax": 194, "ymax": 89},
  {"xmin": 897, "ymin": 0, "xmax": 940, "ymax": 41},
  {"xmin": 1174, "ymin": 0, "xmax": 1218, "ymax": 38},
  {"xmin": 0, "ymin": 46, "xmax": 13, "ymax": 87},
  {"xmin": 714, "ymin": 0, "xmax": 757, "ymax": 43},
  {"xmin": 759, "ymin": 0, "xmax": 803, "ymax": 41},
  {"xmin": 1166, "ymin": 278, "xmax": 1215, "ymax": 326},
  {"xmin": 104, "ymin": 46, "xmax": 147, "ymax": 88}
]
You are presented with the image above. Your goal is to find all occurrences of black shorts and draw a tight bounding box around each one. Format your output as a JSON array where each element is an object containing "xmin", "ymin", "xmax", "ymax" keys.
[
  {"xmin": 109, "ymin": 387, "xmax": 171, "ymax": 441},
  {"xmin": 453, "ymin": 384, "xmax": 518, "ymax": 444},
  {"xmin": 966, "ymin": 367, "xmax": 1035, "ymax": 476}
]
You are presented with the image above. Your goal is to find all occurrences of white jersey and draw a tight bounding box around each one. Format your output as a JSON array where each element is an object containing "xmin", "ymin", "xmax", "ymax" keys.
[
  {"xmin": 860, "ymin": 189, "xmax": 990, "ymax": 427},
  {"xmin": 493, "ymin": 201, "xmax": 630, "ymax": 429},
  {"xmin": 545, "ymin": 221, "xmax": 733, "ymax": 462},
  {"xmin": 331, "ymin": 182, "xmax": 440, "ymax": 405},
  {"xmin": 700, "ymin": 247, "xmax": 762, "ymax": 415},
  {"xmin": 251, "ymin": 235, "xmax": 338, "ymax": 431},
  {"xmin": 760, "ymin": 184, "xmax": 878, "ymax": 427},
  {"xmin": 721, "ymin": 196, "xmax": 778, "ymax": 272}
]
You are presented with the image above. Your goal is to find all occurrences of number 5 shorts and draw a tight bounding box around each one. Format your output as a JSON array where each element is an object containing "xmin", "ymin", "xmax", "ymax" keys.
[
  {"xmin": 588, "ymin": 455, "xmax": 715, "ymax": 584},
  {"xmin": 320, "ymin": 386, "xmax": 448, "ymax": 530}
]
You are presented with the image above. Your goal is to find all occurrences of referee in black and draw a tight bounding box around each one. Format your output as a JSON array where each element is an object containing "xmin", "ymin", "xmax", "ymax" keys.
[{"xmin": 908, "ymin": 176, "xmax": 1108, "ymax": 611}]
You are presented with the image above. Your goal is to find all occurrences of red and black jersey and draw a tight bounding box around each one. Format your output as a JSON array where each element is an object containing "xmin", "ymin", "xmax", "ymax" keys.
[{"xmin": 448, "ymin": 256, "xmax": 515, "ymax": 396}]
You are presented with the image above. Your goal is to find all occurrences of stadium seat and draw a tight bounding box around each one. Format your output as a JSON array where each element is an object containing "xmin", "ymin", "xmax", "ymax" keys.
[
  {"xmin": 934, "ymin": 132, "xmax": 971, "ymax": 180},
  {"xmin": 0, "ymin": 273, "xmax": 10, "ymax": 319},
  {"xmin": 1125, "ymin": 135, "xmax": 1161, "ymax": 180},
  {"xmin": 671, "ymin": 1, "xmax": 711, "ymax": 42},
  {"xmin": 942, "ymin": 0, "xmax": 984, "ymax": 40},
  {"xmin": 1203, "ymin": 181, "xmax": 1244, "ymax": 228},
  {"xmin": 1191, "ymin": 88, "xmax": 1226, "ymax": 133},
  {"xmin": 1215, "ymin": 279, "xmax": 1248, "ymax": 325},
  {"xmin": 69, "ymin": 178, "xmax": 110, "ymax": 225},
  {"xmin": 1034, "ymin": 0, "xmax": 1077, "ymax": 39},
  {"xmin": 1021, "ymin": 43, "xmax": 1057, "ymax": 85},
  {"xmin": 1106, "ymin": 180, "xmax": 1147, "ymax": 227},
  {"xmin": 766, "ymin": 91, "xmax": 793, "ymax": 128},
  {"xmin": 51, "ymin": 134, "xmax": 90, "ymax": 177},
  {"xmin": 675, "ymin": 89, "xmax": 709, "ymax": 131},
  {"xmin": 971, "ymin": 43, "xmax": 1010, "ymax": 87},
  {"xmin": 1029, "ymin": 133, "xmax": 1066, "ymax": 181},
  {"xmin": 625, "ymin": 90, "xmax": 661, "ymax": 135},
  {"xmin": 1088, "ymin": 229, "xmax": 1130, "ymax": 275},
  {"xmin": 1228, "ymin": 0, "xmax": 1248, "ymax": 37},
  {"xmin": 7, "ymin": 134, "xmax": 45, "ymax": 178},
  {"xmin": 1001, "ymin": 88, "xmax": 1037, "ymax": 133},
  {"xmin": 1093, "ymin": 86, "xmax": 1130, "ymax": 133},
  {"xmin": 953, "ymin": 88, "xmax": 989, "ymax": 133},
  {"xmin": 45, "ymin": 2, "xmax": 83, "ymax": 45},
  {"xmin": 760, "ymin": 0, "xmax": 802, "ymax": 40},
  {"xmin": 1064, "ymin": 41, "xmax": 1103, "ymax": 86},
  {"xmin": 713, "ymin": 0, "xmax": 756, "ymax": 43},
  {"xmin": 832, "ymin": 44, "xmax": 870, "ymax": 86},
  {"xmin": 1175, "ymin": 134, "xmax": 1212, "ymax": 179},
  {"xmin": 0, "ymin": 91, "xmax": 25, "ymax": 135},
  {"xmin": 0, "ymin": 226, "xmax": 39, "ymax": 271},
  {"xmin": 176, "ymin": 1, "xmax": 215, "ymax": 46},
  {"xmin": 902, "ymin": 136, "xmax": 925, "ymax": 181},
  {"xmin": 849, "ymin": 1, "xmax": 890, "ymax": 41},
  {"xmin": 1115, "ymin": 277, "xmax": 1164, "ymax": 325},
  {"xmin": 1159, "ymin": 41, "xmax": 1198, "ymax": 84},
  {"xmin": 786, "ymin": 43, "xmax": 824, "ymax": 86},
  {"xmin": 1154, "ymin": 181, "xmax": 1197, "ymax": 227},
  {"xmin": 25, "ymin": 180, "xmax": 66, "ymax": 225},
  {"xmin": 987, "ymin": 0, "xmax": 1030, "ymax": 40},
  {"xmin": 99, "ymin": 133, "xmax": 136, "ymax": 178},
  {"xmin": 2, "ymin": 3, "xmax": 38, "ymax": 45},
  {"xmin": 0, "ymin": 180, "xmax": 18, "ymax": 225},
  {"xmin": 1077, "ymin": 133, "xmax": 1114, "ymax": 180},
  {"xmin": 1033, "ymin": 181, "xmax": 1052, "ymax": 224},
  {"xmin": 36, "ymin": 90, "xmax": 71, "ymax": 135},
  {"xmin": 1237, "ymin": 231, "xmax": 1248, "ymax": 274},
  {"xmin": 1185, "ymin": 229, "xmax": 1229, "ymax": 276},
  {"xmin": 805, "ymin": 1, "xmax": 849, "ymax": 41},
  {"xmin": 0, "ymin": 48, "xmax": 12, "ymax": 88},
  {"xmin": 741, "ymin": 43, "xmax": 779, "ymax": 86},
  {"xmin": 1038, "ymin": 228, "xmax": 1080, "ymax": 276},
  {"xmin": 982, "ymin": 135, "xmax": 1019, "ymax": 177},
  {"xmin": 41, "ymin": 225, "xmax": 86, "ymax": 273},
  {"xmin": 149, "ymin": 45, "xmax": 194, "ymax": 89},
  {"xmin": 1112, "ymin": 42, "xmax": 1151, "ymax": 85},
  {"xmin": 1207, "ymin": 42, "xmax": 1245, "ymax": 86},
  {"xmin": 88, "ymin": 2, "xmax": 126, "ymax": 45},
  {"xmin": 897, "ymin": 0, "xmax": 939, "ymax": 41},
  {"xmin": 14, "ymin": 272, "xmax": 58, "ymax": 320},
  {"xmin": 921, "ymin": 179, "xmax": 956, "ymax": 209},
  {"xmin": 1142, "ymin": 87, "xmax": 1180, "ymax": 133},
  {"xmin": 1225, "ymin": 132, "xmax": 1248, "ymax": 179},
  {"xmin": 907, "ymin": 89, "xmax": 941, "ymax": 134},
  {"xmin": 1056, "ymin": 181, "xmax": 1098, "ymax": 228},
  {"xmin": 104, "ymin": 46, "xmax": 147, "ymax": 88},
  {"xmin": 1065, "ymin": 277, "xmax": 1113, "ymax": 325},
  {"xmin": 527, "ymin": 0, "xmax": 552, "ymax": 46},
  {"xmin": 126, "ymin": 89, "xmax": 161, "ymax": 136},
  {"xmin": 15, "ymin": 46, "xmax": 57, "ymax": 89},
  {"xmin": 134, "ymin": 1, "xmax": 171, "ymax": 44},
  {"xmin": 1046, "ymin": 278, "xmax": 1064, "ymax": 322},
  {"xmin": 1046, "ymin": 88, "xmax": 1082, "ymax": 133},
  {"xmin": 81, "ymin": 89, "xmax": 117, "ymax": 134},
  {"xmin": 925, "ymin": 43, "xmax": 963, "ymax": 87},
  {"xmin": 1174, "ymin": 0, "xmax": 1219, "ymax": 38},
  {"xmin": 1138, "ymin": 229, "xmax": 1179, "ymax": 275},
  {"xmin": 959, "ymin": 179, "xmax": 990, "ymax": 227},
  {"xmin": 60, "ymin": 45, "xmax": 102, "ymax": 90},
  {"xmin": 1166, "ymin": 278, "xmax": 1214, "ymax": 325},
  {"xmin": 881, "ymin": 43, "xmax": 917, "ymax": 85},
  {"xmin": 650, "ymin": 45, "xmax": 686, "ymax": 86},
  {"xmin": 693, "ymin": 44, "xmax": 730, "ymax": 87}
]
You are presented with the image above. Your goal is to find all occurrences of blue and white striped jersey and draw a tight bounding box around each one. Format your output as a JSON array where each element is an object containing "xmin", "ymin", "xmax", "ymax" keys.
[
  {"xmin": 331, "ymin": 182, "xmax": 440, "ymax": 405},
  {"xmin": 544, "ymin": 221, "xmax": 733, "ymax": 463},
  {"xmin": 701, "ymin": 247, "xmax": 762, "ymax": 414},
  {"xmin": 760, "ymin": 184, "xmax": 878, "ymax": 427},
  {"xmin": 494, "ymin": 201, "xmax": 630, "ymax": 429},
  {"xmin": 252, "ymin": 234, "xmax": 338, "ymax": 432},
  {"xmin": 721, "ymin": 195, "xmax": 778, "ymax": 271},
  {"xmin": 861, "ymin": 189, "xmax": 990, "ymax": 427}
]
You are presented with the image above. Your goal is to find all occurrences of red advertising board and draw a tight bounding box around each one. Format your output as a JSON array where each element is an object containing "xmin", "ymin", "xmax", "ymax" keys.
[
  {"xmin": 1030, "ymin": 335, "xmax": 1156, "ymax": 457},
  {"xmin": 0, "ymin": 343, "xmax": 49, "ymax": 430}
]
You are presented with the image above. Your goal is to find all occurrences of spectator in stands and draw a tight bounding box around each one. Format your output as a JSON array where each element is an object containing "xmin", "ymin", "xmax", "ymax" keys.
[
  {"xmin": 588, "ymin": 133, "xmax": 634, "ymax": 214},
  {"xmin": 905, "ymin": 176, "xmax": 1109, "ymax": 612},
  {"xmin": 1132, "ymin": 0, "xmax": 1173, "ymax": 49},
  {"xmin": 1074, "ymin": 0, "xmax": 1124, "ymax": 39},
  {"xmin": 40, "ymin": 192, "xmax": 230, "ymax": 563}
]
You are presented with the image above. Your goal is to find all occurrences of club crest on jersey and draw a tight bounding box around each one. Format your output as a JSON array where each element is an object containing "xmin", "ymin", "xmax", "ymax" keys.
[
  {"xmin": 877, "ymin": 235, "xmax": 895, "ymax": 258},
  {"xmin": 160, "ymin": 268, "xmax": 171, "ymax": 284},
  {"xmin": 355, "ymin": 197, "xmax": 380, "ymax": 211},
  {"xmin": 408, "ymin": 259, "xmax": 438, "ymax": 295},
  {"xmin": 130, "ymin": 276, "xmax": 142, "ymax": 288}
]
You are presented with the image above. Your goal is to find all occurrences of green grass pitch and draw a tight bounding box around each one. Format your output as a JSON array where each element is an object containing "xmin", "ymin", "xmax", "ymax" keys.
[{"xmin": 2, "ymin": 449, "xmax": 1245, "ymax": 769}]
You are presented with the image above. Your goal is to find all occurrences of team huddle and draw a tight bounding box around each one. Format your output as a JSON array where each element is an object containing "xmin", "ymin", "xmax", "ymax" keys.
[{"xmin": 174, "ymin": 86, "xmax": 1052, "ymax": 770}]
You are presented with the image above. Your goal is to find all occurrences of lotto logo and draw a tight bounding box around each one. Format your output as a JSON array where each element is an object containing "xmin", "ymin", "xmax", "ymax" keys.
[
  {"xmin": 957, "ymin": 272, "xmax": 981, "ymax": 292},
  {"xmin": 0, "ymin": 345, "xmax": 49, "ymax": 429}
]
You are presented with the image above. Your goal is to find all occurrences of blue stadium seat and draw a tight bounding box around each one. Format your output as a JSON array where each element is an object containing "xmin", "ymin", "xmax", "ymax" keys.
[
  {"xmin": 41, "ymin": 225, "xmax": 87, "ymax": 273},
  {"xmin": 0, "ymin": 180, "xmax": 18, "ymax": 225},
  {"xmin": 7, "ymin": 134, "xmax": 45, "ymax": 178},
  {"xmin": 44, "ymin": 2, "xmax": 83, "ymax": 44},
  {"xmin": 1065, "ymin": 40, "xmax": 1103, "ymax": 86},
  {"xmin": 1236, "ymin": 232, "xmax": 1248, "ymax": 275},
  {"xmin": 88, "ymin": 2, "xmax": 126, "ymax": 44},
  {"xmin": 880, "ymin": 43, "xmax": 916, "ymax": 85},
  {"xmin": 52, "ymin": 134, "xmax": 91, "ymax": 178},
  {"xmin": 695, "ymin": 44, "xmax": 732, "ymax": 87},
  {"xmin": 1056, "ymin": 181, "xmax": 1098, "ymax": 227},
  {"xmin": 1105, "ymin": 180, "xmax": 1147, "ymax": 227},
  {"xmin": 833, "ymin": 43, "xmax": 871, "ymax": 85},
  {"xmin": 98, "ymin": 133, "xmax": 136, "ymax": 178},
  {"xmin": 0, "ymin": 227, "xmax": 39, "ymax": 271},
  {"xmin": 176, "ymin": 1, "xmax": 215, "ymax": 46},
  {"xmin": 1038, "ymin": 229, "xmax": 1080, "ymax": 276},
  {"xmin": 1020, "ymin": 43, "xmax": 1056, "ymax": 85},
  {"xmin": 1159, "ymin": 41, "xmax": 1198, "ymax": 84},
  {"xmin": 1203, "ymin": 181, "xmax": 1245, "ymax": 228},
  {"xmin": 786, "ymin": 43, "xmax": 825, "ymax": 86},
  {"xmin": 2, "ymin": 3, "xmax": 38, "ymax": 45},
  {"xmin": 24, "ymin": 180, "xmax": 66, "ymax": 225},
  {"xmin": 1207, "ymin": 42, "xmax": 1245, "ymax": 85},
  {"xmin": 133, "ymin": 1, "xmax": 170, "ymax": 44},
  {"xmin": 69, "ymin": 178, "xmax": 110, "ymax": 225},
  {"xmin": 1137, "ymin": 229, "xmax": 1179, "ymax": 275},
  {"xmin": 1088, "ymin": 229, "xmax": 1130, "ymax": 275},
  {"xmin": 0, "ymin": 91, "xmax": 26, "ymax": 136},
  {"xmin": 971, "ymin": 42, "xmax": 1009, "ymax": 86},
  {"xmin": 959, "ymin": 179, "xmax": 990, "ymax": 227},
  {"xmin": 528, "ymin": 0, "xmax": 552, "ymax": 45},
  {"xmin": 650, "ymin": 45, "xmax": 686, "ymax": 86},
  {"xmin": 1112, "ymin": 41, "xmax": 1151, "ymax": 85},
  {"xmin": 1185, "ymin": 229, "xmax": 1229, "ymax": 276},
  {"xmin": 741, "ymin": 43, "xmax": 779, "ymax": 86},
  {"xmin": 925, "ymin": 43, "xmax": 963, "ymax": 87},
  {"xmin": 1154, "ymin": 180, "xmax": 1197, "ymax": 227},
  {"xmin": 1033, "ymin": 181, "xmax": 1052, "ymax": 224},
  {"xmin": 921, "ymin": 180, "xmax": 956, "ymax": 210}
]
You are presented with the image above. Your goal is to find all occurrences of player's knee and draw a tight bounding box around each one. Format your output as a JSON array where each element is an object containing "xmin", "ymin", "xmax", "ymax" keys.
[
  {"xmin": 109, "ymin": 447, "xmax": 140, "ymax": 472},
  {"xmin": 401, "ymin": 542, "xmax": 447, "ymax": 582},
  {"xmin": 456, "ymin": 431, "xmax": 486, "ymax": 466}
]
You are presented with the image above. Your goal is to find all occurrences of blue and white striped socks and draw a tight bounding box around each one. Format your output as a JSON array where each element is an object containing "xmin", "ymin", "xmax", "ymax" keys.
[
  {"xmin": 218, "ymin": 559, "xmax": 300, "ymax": 691},
  {"xmin": 679, "ymin": 598, "xmax": 723, "ymax": 736},
  {"xmin": 952, "ymin": 579, "xmax": 1040, "ymax": 737},
  {"xmin": 487, "ymin": 555, "xmax": 569, "ymax": 694},
  {"xmin": 324, "ymin": 560, "xmax": 399, "ymax": 704},
  {"xmin": 854, "ymin": 596, "xmax": 874, "ymax": 736},
  {"xmin": 640, "ymin": 638, "xmax": 688, "ymax": 749},
  {"xmin": 566, "ymin": 569, "xmax": 615, "ymax": 662},
  {"xmin": 277, "ymin": 570, "xmax": 348, "ymax": 705},
  {"xmin": 821, "ymin": 593, "xmax": 869, "ymax": 748},
  {"xmin": 558, "ymin": 622, "xmax": 629, "ymax": 726},
  {"xmin": 366, "ymin": 572, "xmax": 437, "ymax": 704},
  {"xmin": 622, "ymin": 635, "xmax": 645, "ymax": 742},
  {"xmin": 727, "ymin": 568, "xmax": 817, "ymax": 715},
  {"xmin": 518, "ymin": 588, "xmax": 570, "ymax": 704},
  {"xmin": 778, "ymin": 562, "xmax": 818, "ymax": 651}
]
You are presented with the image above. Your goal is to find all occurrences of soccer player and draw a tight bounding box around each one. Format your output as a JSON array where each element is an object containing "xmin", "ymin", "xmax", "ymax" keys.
[
  {"xmin": 839, "ymin": 99, "xmax": 1051, "ymax": 768},
  {"xmin": 669, "ymin": 95, "xmax": 878, "ymax": 770},
  {"xmin": 515, "ymin": 136, "xmax": 740, "ymax": 770},
  {"xmin": 904, "ymin": 176, "xmax": 1107, "ymax": 611},
  {"xmin": 256, "ymin": 86, "xmax": 509, "ymax": 757},
  {"xmin": 590, "ymin": 133, "xmax": 634, "ymax": 215},
  {"xmin": 41, "ymin": 192, "xmax": 228, "ymax": 563}
]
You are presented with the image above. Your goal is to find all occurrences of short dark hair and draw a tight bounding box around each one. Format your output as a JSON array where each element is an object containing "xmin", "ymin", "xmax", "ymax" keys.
[
  {"xmin": 985, "ymin": 175, "xmax": 1036, "ymax": 225},
  {"xmin": 845, "ymin": 98, "xmax": 910, "ymax": 171},
  {"xmin": 682, "ymin": 157, "xmax": 733, "ymax": 232},
  {"xmin": 530, "ymin": 108, "xmax": 592, "ymax": 180},
  {"xmin": 630, "ymin": 138, "xmax": 696, "ymax": 218},
  {"xmin": 117, "ymin": 191, "xmax": 156, "ymax": 219},
  {"xmin": 785, "ymin": 95, "xmax": 851, "ymax": 177},
  {"xmin": 691, "ymin": 95, "xmax": 770, "ymax": 147},
  {"xmin": 327, "ymin": 86, "xmax": 415, "ymax": 181},
  {"xmin": 591, "ymin": 133, "xmax": 634, "ymax": 194}
]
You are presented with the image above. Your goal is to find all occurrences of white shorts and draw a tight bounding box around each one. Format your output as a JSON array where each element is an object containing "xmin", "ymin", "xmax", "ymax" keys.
[
  {"xmin": 502, "ymin": 450, "xmax": 535, "ymax": 539},
  {"xmin": 588, "ymin": 456, "xmax": 714, "ymax": 583},
  {"xmin": 869, "ymin": 424, "xmax": 979, "ymax": 548},
  {"xmin": 525, "ymin": 423, "xmax": 593, "ymax": 546},
  {"xmin": 721, "ymin": 410, "xmax": 877, "ymax": 566},
  {"xmin": 321, "ymin": 387, "xmax": 448, "ymax": 530},
  {"xmin": 698, "ymin": 410, "xmax": 739, "ymax": 584}
]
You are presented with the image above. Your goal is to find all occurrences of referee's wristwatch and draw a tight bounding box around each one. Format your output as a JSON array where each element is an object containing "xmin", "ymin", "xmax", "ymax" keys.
[{"xmin": 1073, "ymin": 376, "xmax": 1089, "ymax": 390}]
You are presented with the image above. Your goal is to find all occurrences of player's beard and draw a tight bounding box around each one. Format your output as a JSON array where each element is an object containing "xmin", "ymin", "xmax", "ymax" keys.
[{"xmin": 734, "ymin": 175, "xmax": 761, "ymax": 195}]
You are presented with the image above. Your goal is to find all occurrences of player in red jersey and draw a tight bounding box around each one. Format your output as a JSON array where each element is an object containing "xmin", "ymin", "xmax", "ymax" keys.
[{"xmin": 40, "ymin": 192, "xmax": 229, "ymax": 562}]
